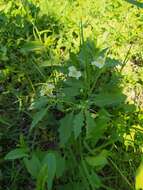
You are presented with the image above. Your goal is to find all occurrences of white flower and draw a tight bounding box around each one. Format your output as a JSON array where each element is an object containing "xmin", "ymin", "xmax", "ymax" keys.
[
  {"xmin": 68, "ymin": 66, "xmax": 81, "ymax": 80},
  {"xmin": 47, "ymin": 83, "xmax": 55, "ymax": 90},
  {"xmin": 91, "ymin": 56, "xmax": 105, "ymax": 69},
  {"xmin": 40, "ymin": 83, "xmax": 55, "ymax": 96}
]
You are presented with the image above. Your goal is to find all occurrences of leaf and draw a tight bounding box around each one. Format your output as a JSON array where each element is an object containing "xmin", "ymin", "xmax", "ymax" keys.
[
  {"xmin": 36, "ymin": 164, "xmax": 48, "ymax": 190},
  {"xmin": 85, "ymin": 111, "xmax": 96, "ymax": 139},
  {"xmin": 89, "ymin": 109, "xmax": 110, "ymax": 143},
  {"xmin": 29, "ymin": 96, "xmax": 48, "ymax": 110},
  {"xmin": 23, "ymin": 153, "xmax": 41, "ymax": 178},
  {"xmin": 73, "ymin": 111, "xmax": 84, "ymax": 139},
  {"xmin": 55, "ymin": 153, "xmax": 65, "ymax": 178},
  {"xmin": 30, "ymin": 107, "xmax": 48, "ymax": 130},
  {"xmin": 126, "ymin": 0, "xmax": 143, "ymax": 8},
  {"xmin": 21, "ymin": 41, "xmax": 45, "ymax": 53},
  {"xmin": 91, "ymin": 92, "xmax": 126, "ymax": 107},
  {"xmin": 58, "ymin": 113, "xmax": 74, "ymax": 146},
  {"xmin": 42, "ymin": 152, "xmax": 56, "ymax": 190},
  {"xmin": 105, "ymin": 58, "xmax": 121, "ymax": 68},
  {"xmin": 89, "ymin": 171, "xmax": 102, "ymax": 189},
  {"xmin": 5, "ymin": 148, "xmax": 28, "ymax": 160},
  {"xmin": 85, "ymin": 150, "xmax": 108, "ymax": 168},
  {"xmin": 135, "ymin": 159, "xmax": 143, "ymax": 190}
]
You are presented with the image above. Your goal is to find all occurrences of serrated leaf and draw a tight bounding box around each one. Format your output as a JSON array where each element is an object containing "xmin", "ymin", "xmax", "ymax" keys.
[
  {"xmin": 5, "ymin": 148, "xmax": 28, "ymax": 160},
  {"xmin": 23, "ymin": 153, "xmax": 41, "ymax": 178},
  {"xmin": 73, "ymin": 111, "xmax": 84, "ymax": 139},
  {"xmin": 43, "ymin": 152, "xmax": 56, "ymax": 190},
  {"xmin": 89, "ymin": 109, "xmax": 110, "ymax": 143},
  {"xmin": 91, "ymin": 92, "xmax": 125, "ymax": 107},
  {"xmin": 58, "ymin": 113, "xmax": 73, "ymax": 146},
  {"xmin": 85, "ymin": 111, "xmax": 96, "ymax": 139},
  {"xmin": 135, "ymin": 159, "xmax": 143, "ymax": 190},
  {"xmin": 30, "ymin": 107, "xmax": 48, "ymax": 130}
]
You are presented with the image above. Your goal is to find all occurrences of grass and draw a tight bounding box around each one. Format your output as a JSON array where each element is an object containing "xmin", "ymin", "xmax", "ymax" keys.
[{"xmin": 0, "ymin": 0, "xmax": 143, "ymax": 190}]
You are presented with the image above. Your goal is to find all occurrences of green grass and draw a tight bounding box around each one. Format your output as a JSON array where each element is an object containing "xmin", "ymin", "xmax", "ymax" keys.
[{"xmin": 0, "ymin": 0, "xmax": 143, "ymax": 189}]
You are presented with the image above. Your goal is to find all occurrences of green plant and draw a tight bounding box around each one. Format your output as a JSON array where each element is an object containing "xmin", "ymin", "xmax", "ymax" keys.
[{"xmin": 1, "ymin": 0, "xmax": 143, "ymax": 189}]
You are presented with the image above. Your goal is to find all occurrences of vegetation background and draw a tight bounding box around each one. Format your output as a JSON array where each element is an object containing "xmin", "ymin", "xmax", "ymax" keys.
[{"xmin": 0, "ymin": 0, "xmax": 143, "ymax": 189}]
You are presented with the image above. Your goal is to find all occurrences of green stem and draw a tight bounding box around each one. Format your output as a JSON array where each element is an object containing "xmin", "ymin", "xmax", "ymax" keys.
[{"xmin": 109, "ymin": 158, "xmax": 134, "ymax": 190}]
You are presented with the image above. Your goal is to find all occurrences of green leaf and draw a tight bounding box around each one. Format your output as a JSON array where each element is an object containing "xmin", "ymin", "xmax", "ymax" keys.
[
  {"xmin": 126, "ymin": 0, "xmax": 143, "ymax": 8},
  {"xmin": 89, "ymin": 109, "xmax": 110, "ymax": 143},
  {"xmin": 85, "ymin": 150, "xmax": 108, "ymax": 168},
  {"xmin": 30, "ymin": 107, "xmax": 48, "ymax": 130},
  {"xmin": 135, "ymin": 158, "xmax": 143, "ymax": 190},
  {"xmin": 85, "ymin": 111, "xmax": 96, "ymax": 139},
  {"xmin": 55, "ymin": 153, "xmax": 65, "ymax": 178},
  {"xmin": 89, "ymin": 171, "xmax": 102, "ymax": 189},
  {"xmin": 30, "ymin": 96, "xmax": 48, "ymax": 110},
  {"xmin": 5, "ymin": 148, "xmax": 28, "ymax": 160},
  {"xmin": 58, "ymin": 113, "xmax": 74, "ymax": 146},
  {"xmin": 73, "ymin": 111, "xmax": 84, "ymax": 139},
  {"xmin": 21, "ymin": 41, "xmax": 45, "ymax": 53},
  {"xmin": 36, "ymin": 164, "xmax": 48, "ymax": 190},
  {"xmin": 23, "ymin": 153, "xmax": 41, "ymax": 178},
  {"xmin": 43, "ymin": 152, "xmax": 56, "ymax": 190},
  {"xmin": 91, "ymin": 92, "xmax": 125, "ymax": 107},
  {"xmin": 105, "ymin": 58, "xmax": 121, "ymax": 68}
]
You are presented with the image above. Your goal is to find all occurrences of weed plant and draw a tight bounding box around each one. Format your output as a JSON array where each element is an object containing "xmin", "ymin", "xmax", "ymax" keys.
[{"xmin": 0, "ymin": 0, "xmax": 143, "ymax": 190}]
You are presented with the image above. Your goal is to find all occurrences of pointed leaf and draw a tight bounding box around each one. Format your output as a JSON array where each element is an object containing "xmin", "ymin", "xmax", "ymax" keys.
[
  {"xmin": 73, "ymin": 111, "xmax": 84, "ymax": 139},
  {"xmin": 58, "ymin": 113, "xmax": 73, "ymax": 146},
  {"xmin": 91, "ymin": 92, "xmax": 125, "ymax": 107},
  {"xmin": 55, "ymin": 153, "xmax": 65, "ymax": 178},
  {"xmin": 43, "ymin": 152, "xmax": 56, "ymax": 190},
  {"xmin": 36, "ymin": 164, "xmax": 48, "ymax": 190},
  {"xmin": 21, "ymin": 41, "xmax": 45, "ymax": 53},
  {"xmin": 23, "ymin": 153, "xmax": 41, "ymax": 178},
  {"xmin": 89, "ymin": 109, "xmax": 110, "ymax": 143},
  {"xmin": 5, "ymin": 148, "xmax": 28, "ymax": 160},
  {"xmin": 31, "ymin": 107, "xmax": 48, "ymax": 130},
  {"xmin": 85, "ymin": 111, "xmax": 96, "ymax": 139}
]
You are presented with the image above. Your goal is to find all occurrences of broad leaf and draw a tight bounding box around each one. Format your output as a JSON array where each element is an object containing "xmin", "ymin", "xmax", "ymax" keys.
[
  {"xmin": 73, "ymin": 111, "xmax": 84, "ymax": 139},
  {"xmin": 85, "ymin": 150, "xmax": 108, "ymax": 168},
  {"xmin": 89, "ymin": 109, "xmax": 110, "ymax": 143},
  {"xmin": 55, "ymin": 153, "xmax": 65, "ymax": 178},
  {"xmin": 5, "ymin": 148, "xmax": 28, "ymax": 160},
  {"xmin": 89, "ymin": 171, "xmax": 102, "ymax": 189},
  {"xmin": 91, "ymin": 92, "xmax": 126, "ymax": 107},
  {"xmin": 43, "ymin": 152, "xmax": 56, "ymax": 190},
  {"xmin": 30, "ymin": 107, "xmax": 48, "ymax": 130},
  {"xmin": 29, "ymin": 96, "xmax": 48, "ymax": 110},
  {"xmin": 59, "ymin": 113, "xmax": 74, "ymax": 146},
  {"xmin": 85, "ymin": 111, "xmax": 96, "ymax": 139},
  {"xmin": 23, "ymin": 153, "xmax": 41, "ymax": 178}
]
